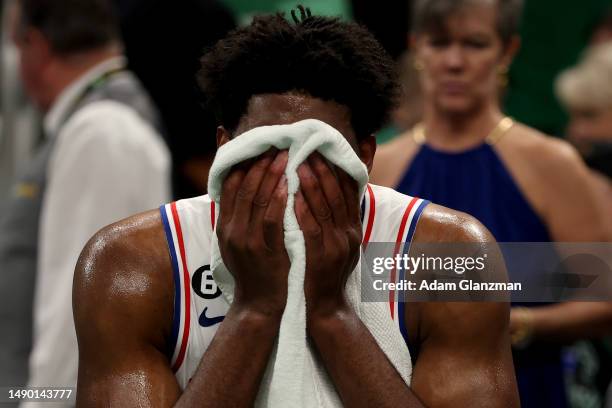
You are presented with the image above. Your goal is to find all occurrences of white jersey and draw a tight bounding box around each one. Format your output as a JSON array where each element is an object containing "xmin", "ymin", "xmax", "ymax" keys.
[{"xmin": 159, "ymin": 184, "xmax": 429, "ymax": 389}]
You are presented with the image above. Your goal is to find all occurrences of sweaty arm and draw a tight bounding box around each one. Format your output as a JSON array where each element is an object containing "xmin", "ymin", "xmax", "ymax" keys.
[
  {"xmin": 407, "ymin": 206, "xmax": 519, "ymax": 407},
  {"xmin": 74, "ymin": 211, "xmax": 180, "ymax": 406}
]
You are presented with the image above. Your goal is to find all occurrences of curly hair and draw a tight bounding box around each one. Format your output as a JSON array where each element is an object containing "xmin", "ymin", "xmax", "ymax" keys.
[{"xmin": 197, "ymin": 7, "xmax": 398, "ymax": 140}]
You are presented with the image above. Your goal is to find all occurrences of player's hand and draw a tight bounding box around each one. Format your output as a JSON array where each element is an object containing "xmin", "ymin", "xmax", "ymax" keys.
[
  {"xmin": 217, "ymin": 149, "xmax": 290, "ymax": 318},
  {"xmin": 295, "ymin": 153, "xmax": 362, "ymax": 321}
]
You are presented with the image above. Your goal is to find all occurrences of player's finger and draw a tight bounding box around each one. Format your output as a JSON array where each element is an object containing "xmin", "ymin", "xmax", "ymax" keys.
[
  {"xmin": 297, "ymin": 162, "xmax": 333, "ymax": 227},
  {"xmin": 219, "ymin": 167, "xmax": 246, "ymax": 227},
  {"xmin": 233, "ymin": 149, "xmax": 276, "ymax": 226},
  {"xmin": 295, "ymin": 189, "xmax": 322, "ymax": 243},
  {"xmin": 252, "ymin": 150, "xmax": 288, "ymax": 233},
  {"xmin": 263, "ymin": 175, "xmax": 288, "ymax": 249},
  {"xmin": 308, "ymin": 153, "xmax": 348, "ymax": 228}
]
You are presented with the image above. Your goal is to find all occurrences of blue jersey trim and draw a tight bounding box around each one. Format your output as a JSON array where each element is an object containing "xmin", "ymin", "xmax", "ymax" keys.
[
  {"xmin": 160, "ymin": 205, "xmax": 182, "ymax": 360},
  {"xmin": 406, "ymin": 200, "xmax": 429, "ymax": 244},
  {"xmin": 398, "ymin": 200, "xmax": 430, "ymax": 358}
]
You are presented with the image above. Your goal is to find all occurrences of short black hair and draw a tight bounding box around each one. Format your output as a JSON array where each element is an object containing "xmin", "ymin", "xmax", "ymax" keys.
[
  {"xmin": 197, "ymin": 8, "xmax": 398, "ymax": 140},
  {"xmin": 18, "ymin": 0, "xmax": 120, "ymax": 55},
  {"xmin": 412, "ymin": 0, "xmax": 523, "ymax": 46}
]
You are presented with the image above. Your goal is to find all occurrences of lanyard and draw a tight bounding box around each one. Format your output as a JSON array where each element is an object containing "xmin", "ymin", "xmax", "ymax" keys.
[
  {"xmin": 59, "ymin": 66, "xmax": 127, "ymax": 127},
  {"xmin": 73, "ymin": 66, "xmax": 126, "ymax": 108}
]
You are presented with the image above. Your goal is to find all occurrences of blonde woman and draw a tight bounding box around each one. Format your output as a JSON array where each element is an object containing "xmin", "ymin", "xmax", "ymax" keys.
[{"xmin": 371, "ymin": 0, "xmax": 612, "ymax": 407}]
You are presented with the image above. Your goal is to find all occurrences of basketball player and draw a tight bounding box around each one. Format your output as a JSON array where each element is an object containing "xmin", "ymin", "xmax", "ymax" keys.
[{"xmin": 73, "ymin": 11, "xmax": 519, "ymax": 407}]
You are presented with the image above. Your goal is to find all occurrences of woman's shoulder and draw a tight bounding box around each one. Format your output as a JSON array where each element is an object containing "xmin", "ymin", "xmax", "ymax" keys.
[
  {"xmin": 500, "ymin": 122, "xmax": 611, "ymax": 241},
  {"xmin": 496, "ymin": 121, "xmax": 600, "ymax": 227},
  {"xmin": 501, "ymin": 122, "xmax": 581, "ymax": 167}
]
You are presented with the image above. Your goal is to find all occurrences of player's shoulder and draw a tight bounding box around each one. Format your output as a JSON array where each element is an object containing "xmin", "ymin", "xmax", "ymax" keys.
[
  {"xmin": 79, "ymin": 194, "xmax": 214, "ymax": 274},
  {"xmin": 414, "ymin": 202, "xmax": 495, "ymax": 244},
  {"xmin": 367, "ymin": 184, "xmax": 492, "ymax": 244},
  {"xmin": 73, "ymin": 208, "xmax": 173, "ymax": 310},
  {"xmin": 368, "ymin": 183, "xmax": 426, "ymax": 218},
  {"xmin": 73, "ymin": 208, "xmax": 174, "ymax": 352}
]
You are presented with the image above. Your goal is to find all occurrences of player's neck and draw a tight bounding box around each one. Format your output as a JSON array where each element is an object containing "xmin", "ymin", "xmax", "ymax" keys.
[{"xmin": 421, "ymin": 103, "xmax": 504, "ymax": 152}]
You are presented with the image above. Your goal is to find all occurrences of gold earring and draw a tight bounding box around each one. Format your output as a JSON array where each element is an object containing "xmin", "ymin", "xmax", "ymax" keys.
[{"xmin": 413, "ymin": 60, "xmax": 425, "ymax": 72}]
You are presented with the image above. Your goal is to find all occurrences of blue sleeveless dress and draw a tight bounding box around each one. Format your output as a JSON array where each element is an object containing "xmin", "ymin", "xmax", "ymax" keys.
[{"xmin": 396, "ymin": 142, "xmax": 567, "ymax": 408}]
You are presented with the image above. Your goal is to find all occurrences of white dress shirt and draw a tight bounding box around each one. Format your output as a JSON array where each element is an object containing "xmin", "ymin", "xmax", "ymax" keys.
[{"xmin": 24, "ymin": 57, "xmax": 171, "ymax": 402}]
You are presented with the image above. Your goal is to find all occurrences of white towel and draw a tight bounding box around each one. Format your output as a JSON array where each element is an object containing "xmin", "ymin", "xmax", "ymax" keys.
[{"xmin": 208, "ymin": 119, "xmax": 411, "ymax": 407}]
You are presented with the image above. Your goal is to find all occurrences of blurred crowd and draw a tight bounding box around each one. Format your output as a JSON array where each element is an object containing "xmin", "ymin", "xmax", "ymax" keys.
[{"xmin": 1, "ymin": 0, "xmax": 612, "ymax": 407}]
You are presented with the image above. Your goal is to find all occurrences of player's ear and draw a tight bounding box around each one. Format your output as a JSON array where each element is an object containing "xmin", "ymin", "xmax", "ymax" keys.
[
  {"xmin": 359, "ymin": 135, "xmax": 377, "ymax": 173},
  {"xmin": 216, "ymin": 126, "xmax": 231, "ymax": 148}
]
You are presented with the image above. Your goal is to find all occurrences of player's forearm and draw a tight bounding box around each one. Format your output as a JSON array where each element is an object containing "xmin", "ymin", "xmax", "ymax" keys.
[
  {"xmin": 175, "ymin": 305, "xmax": 281, "ymax": 407},
  {"xmin": 307, "ymin": 306, "xmax": 425, "ymax": 408}
]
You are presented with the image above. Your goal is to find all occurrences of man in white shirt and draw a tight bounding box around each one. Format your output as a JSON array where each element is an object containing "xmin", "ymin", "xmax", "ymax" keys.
[{"xmin": 1, "ymin": 0, "xmax": 171, "ymax": 398}]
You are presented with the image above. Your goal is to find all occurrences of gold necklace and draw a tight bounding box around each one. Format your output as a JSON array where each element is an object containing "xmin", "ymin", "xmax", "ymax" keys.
[{"xmin": 412, "ymin": 116, "xmax": 515, "ymax": 146}]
